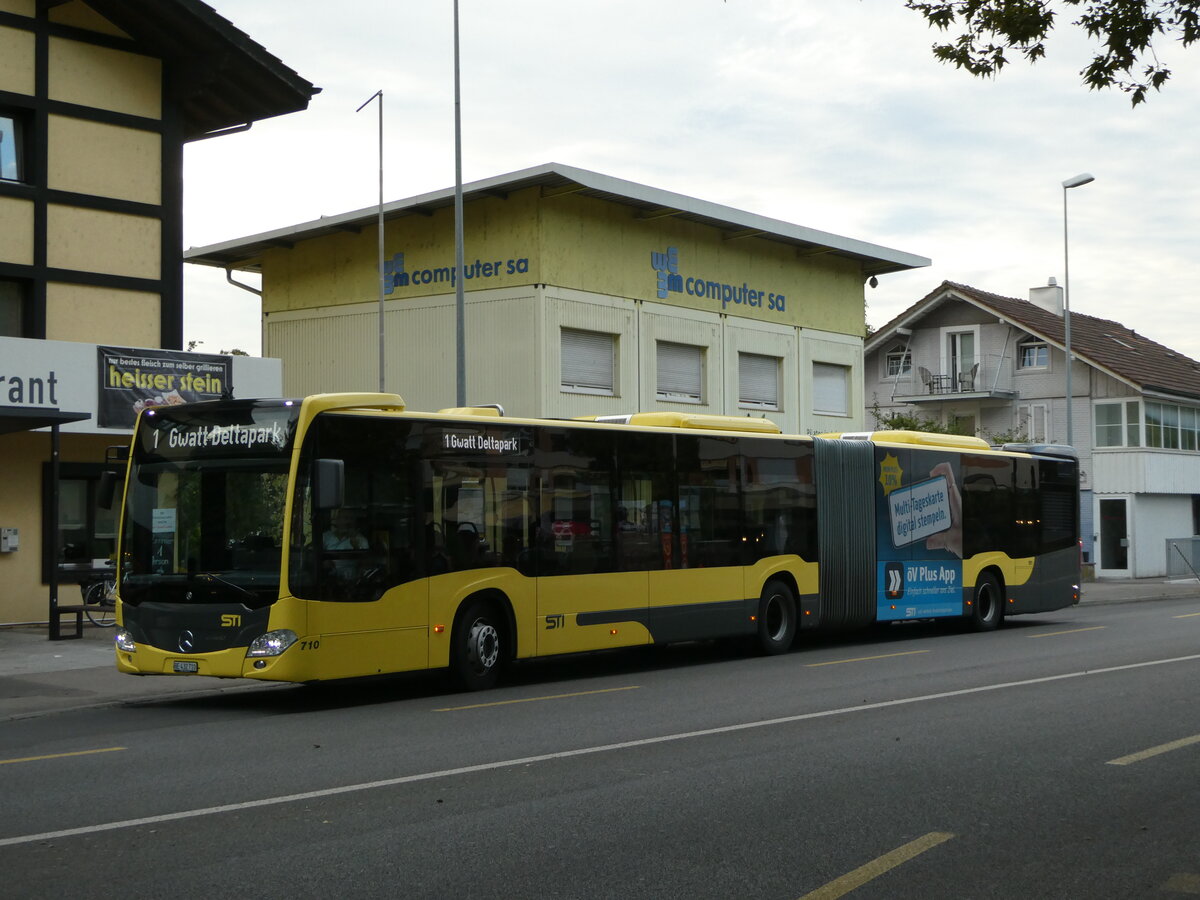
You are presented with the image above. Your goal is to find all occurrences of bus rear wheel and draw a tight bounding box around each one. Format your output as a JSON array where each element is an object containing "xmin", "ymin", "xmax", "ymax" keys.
[
  {"xmin": 756, "ymin": 580, "xmax": 797, "ymax": 655},
  {"xmin": 969, "ymin": 572, "xmax": 1004, "ymax": 632},
  {"xmin": 452, "ymin": 599, "xmax": 504, "ymax": 691}
]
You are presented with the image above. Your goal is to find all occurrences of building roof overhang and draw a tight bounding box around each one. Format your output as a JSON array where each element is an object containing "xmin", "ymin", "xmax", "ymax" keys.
[
  {"xmin": 184, "ymin": 163, "xmax": 930, "ymax": 278},
  {"xmin": 79, "ymin": 0, "xmax": 320, "ymax": 139}
]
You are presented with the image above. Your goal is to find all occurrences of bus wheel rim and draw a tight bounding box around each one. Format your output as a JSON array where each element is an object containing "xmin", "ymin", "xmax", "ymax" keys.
[
  {"xmin": 468, "ymin": 620, "xmax": 500, "ymax": 672},
  {"xmin": 765, "ymin": 593, "xmax": 787, "ymax": 641},
  {"xmin": 978, "ymin": 583, "xmax": 996, "ymax": 621}
]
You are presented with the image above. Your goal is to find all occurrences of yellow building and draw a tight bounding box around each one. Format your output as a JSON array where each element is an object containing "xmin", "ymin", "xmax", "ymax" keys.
[
  {"xmin": 188, "ymin": 163, "xmax": 930, "ymax": 432},
  {"xmin": 0, "ymin": 0, "xmax": 316, "ymax": 627}
]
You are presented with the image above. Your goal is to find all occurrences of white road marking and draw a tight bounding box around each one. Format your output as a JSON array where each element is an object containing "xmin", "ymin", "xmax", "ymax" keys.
[{"xmin": 3, "ymin": 652, "xmax": 1199, "ymax": 849}]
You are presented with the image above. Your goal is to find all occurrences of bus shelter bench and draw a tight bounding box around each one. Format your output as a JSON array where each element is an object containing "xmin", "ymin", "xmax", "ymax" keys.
[{"xmin": 49, "ymin": 603, "xmax": 85, "ymax": 640}]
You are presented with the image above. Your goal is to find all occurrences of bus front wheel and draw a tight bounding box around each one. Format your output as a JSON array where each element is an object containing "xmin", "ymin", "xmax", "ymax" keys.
[
  {"xmin": 969, "ymin": 572, "xmax": 1004, "ymax": 632},
  {"xmin": 756, "ymin": 580, "xmax": 797, "ymax": 655},
  {"xmin": 452, "ymin": 599, "xmax": 504, "ymax": 691}
]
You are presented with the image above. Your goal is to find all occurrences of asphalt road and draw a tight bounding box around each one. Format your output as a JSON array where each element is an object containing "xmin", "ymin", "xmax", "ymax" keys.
[{"xmin": 3, "ymin": 599, "xmax": 1199, "ymax": 899}]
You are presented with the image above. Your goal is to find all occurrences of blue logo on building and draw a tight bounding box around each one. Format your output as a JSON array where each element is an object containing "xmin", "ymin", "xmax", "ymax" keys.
[
  {"xmin": 651, "ymin": 247, "xmax": 682, "ymax": 299},
  {"xmin": 384, "ymin": 252, "xmax": 409, "ymax": 293},
  {"xmin": 649, "ymin": 246, "xmax": 787, "ymax": 315},
  {"xmin": 382, "ymin": 251, "xmax": 529, "ymax": 295}
]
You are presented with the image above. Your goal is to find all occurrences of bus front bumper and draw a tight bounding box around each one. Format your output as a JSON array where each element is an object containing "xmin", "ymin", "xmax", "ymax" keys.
[{"xmin": 114, "ymin": 631, "xmax": 312, "ymax": 682}]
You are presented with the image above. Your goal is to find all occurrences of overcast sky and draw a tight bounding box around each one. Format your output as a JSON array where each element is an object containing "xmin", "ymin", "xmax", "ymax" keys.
[{"xmin": 182, "ymin": 1, "xmax": 1200, "ymax": 363}]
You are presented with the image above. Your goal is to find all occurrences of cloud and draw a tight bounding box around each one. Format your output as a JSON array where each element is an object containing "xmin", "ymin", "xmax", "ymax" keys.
[{"xmin": 182, "ymin": 0, "xmax": 1200, "ymax": 363}]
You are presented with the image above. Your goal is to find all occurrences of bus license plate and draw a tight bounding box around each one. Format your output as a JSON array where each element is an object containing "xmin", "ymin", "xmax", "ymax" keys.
[{"xmin": 173, "ymin": 660, "xmax": 199, "ymax": 674}]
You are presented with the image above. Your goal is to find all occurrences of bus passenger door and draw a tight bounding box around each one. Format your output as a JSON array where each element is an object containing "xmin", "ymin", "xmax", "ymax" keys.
[
  {"xmin": 534, "ymin": 428, "xmax": 649, "ymax": 656},
  {"xmin": 534, "ymin": 491, "xmax": 650, "ymax": 658},
  {"xmin": 647, "ymin": 436, "xmax": 746, "ymax": 643}
]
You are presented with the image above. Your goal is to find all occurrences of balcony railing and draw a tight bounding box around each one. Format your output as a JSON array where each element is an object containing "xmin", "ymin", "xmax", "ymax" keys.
[{"xmin": 887, "ymin": 353, "xmax": 1016, "ymax": 401}]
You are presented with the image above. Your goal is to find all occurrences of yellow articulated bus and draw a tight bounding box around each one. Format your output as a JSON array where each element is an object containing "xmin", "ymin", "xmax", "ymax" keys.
[{"xmin": 109, "ymin": 393, "xmax": 1079, "ymax": 690}]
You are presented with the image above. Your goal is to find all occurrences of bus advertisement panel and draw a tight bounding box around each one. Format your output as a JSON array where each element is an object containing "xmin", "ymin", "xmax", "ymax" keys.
[{"xmin": 876, "ymin": 448, "xmax": 963, "ymax": 622}]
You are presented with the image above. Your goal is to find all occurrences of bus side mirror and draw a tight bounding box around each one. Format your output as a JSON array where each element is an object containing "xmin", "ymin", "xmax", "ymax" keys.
[
  {"xmin": 97, "ymin": 471, "xmax": 119, "ymax": 510},
  {"xmin": 97, "ymin": 444, "xmax": 129, "ymax": 510},
  {"xmin": 314, "ymin": 458, "xmax": 345, "ymax": 510}
]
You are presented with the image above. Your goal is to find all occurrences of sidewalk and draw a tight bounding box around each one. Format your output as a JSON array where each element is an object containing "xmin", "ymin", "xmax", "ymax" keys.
[
  {"xmin": 0, "ymin": 622, "xmax": 280, "ymax": 721},
  {"xmin": 2, "ymin": 577, "xmax": 1198, "ymax": 721}
]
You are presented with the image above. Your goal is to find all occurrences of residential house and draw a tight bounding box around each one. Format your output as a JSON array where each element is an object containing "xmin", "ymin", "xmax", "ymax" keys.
[{"xmin": 865, "ymin": 280, "xmax": 1200, "ymax": 579}]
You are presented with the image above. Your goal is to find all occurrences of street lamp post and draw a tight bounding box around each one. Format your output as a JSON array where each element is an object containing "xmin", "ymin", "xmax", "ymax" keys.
[
  {"xmin": 356, "ymin": 90, "xmax": 386, "ymax": 392},
  {"xmin": 453, "ymin": 0, "xmax": 466, "ymax": 407},
  {"xmin": 1062, "ymin": 173, "xmax": 1094, "ymax": 447}
]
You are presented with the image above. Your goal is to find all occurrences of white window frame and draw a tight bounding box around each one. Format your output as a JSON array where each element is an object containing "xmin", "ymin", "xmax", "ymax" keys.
[
  {"xmin": 812, "ymin": 362, "xmax": 850, "ymax": 417},
  {"xmin": 560, "ymin": 328, "xmax": 616, "ymax": 396},
  {"xmin": 1145, "ymin": 400, "xmax": 1200, "ymax": 450},
  {"xmin": 884, "ymin": 346, "xmax": 912, "ymax": 379},
  {"xmin": 939, "ymin": 325, "xmax": 980, "ymax": 384},
  {"xmin": 1017, "ymin": 402, "xmax": 1050, "ymax": 442},
  {"xmin": 1017, "ymin": 339, "xmax": 1049, "ymax": 370},
  {"xmin": 738, "ymin": 352, "xmax": 781, "ymax": 411},
  {"xmin": 1094, "ymin": 399, "xmax": 1142, "ymax": 448},
  {"xmin": 656, "ymin": 341, "xmax": 704, "ymax": 403}
]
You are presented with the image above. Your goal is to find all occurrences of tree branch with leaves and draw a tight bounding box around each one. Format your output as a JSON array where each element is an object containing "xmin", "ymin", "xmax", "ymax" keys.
[{"xmin": 905, "ymin": 0, "xmax": 1200, "ymax": 104}]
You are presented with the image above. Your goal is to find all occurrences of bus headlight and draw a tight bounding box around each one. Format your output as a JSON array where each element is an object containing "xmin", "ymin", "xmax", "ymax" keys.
[
  {"xmin": 114, "ymin": 629, "xmax": 136, "ymax": 652},
  {"xmin": 246, "ymin": 629, "xmax": 298, "ymax": 658}
]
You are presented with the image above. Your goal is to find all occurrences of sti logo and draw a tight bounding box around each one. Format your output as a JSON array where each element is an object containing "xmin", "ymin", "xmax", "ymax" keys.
[{"xmin": 651, "ymin": 246, "xmax": 682, "ymax": 299}]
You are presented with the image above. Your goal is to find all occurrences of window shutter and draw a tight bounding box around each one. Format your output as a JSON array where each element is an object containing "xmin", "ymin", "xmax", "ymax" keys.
[
  {"xmin": 739, "ymin": 353, "xmax": 779, "ymax": 409},
  {"xmin": 656, "ymin": 342, "xmax": 703, "ymax": 401},
  {"xmin": 812, "ymin": 363, "xmax": 849, "ymax": 415},
  {"xmin": 561, "ymin": 328, "xmax": 614, "ymax": 395}
]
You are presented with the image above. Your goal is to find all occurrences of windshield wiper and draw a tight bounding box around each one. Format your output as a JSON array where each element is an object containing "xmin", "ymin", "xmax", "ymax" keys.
[{"xmin": 194, "ymin": 572, "xmax": 258, "ymax": 601}]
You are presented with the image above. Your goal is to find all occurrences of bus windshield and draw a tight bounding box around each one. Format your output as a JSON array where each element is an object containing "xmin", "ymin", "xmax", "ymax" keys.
[{"xmin": 119, "ymin": 402, "xmax": 298, "ymax": 608}]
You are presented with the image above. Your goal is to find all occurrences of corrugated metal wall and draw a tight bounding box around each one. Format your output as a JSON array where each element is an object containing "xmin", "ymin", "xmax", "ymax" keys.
[{"xmin": 266, "ymin": 287, "xmax": 866, "ymax": 428}]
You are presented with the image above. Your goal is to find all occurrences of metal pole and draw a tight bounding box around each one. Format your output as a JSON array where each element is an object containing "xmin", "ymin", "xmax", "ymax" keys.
[
  {"xmin": 453, "ymin": 0, "xmax": 466, "ymax": 407},
  {"xmin": 48, "ymin": 424, "xmax": 61, "ymax": 639},
  {"xmin": 1063, "ymin": 186, "xmax": 1072, "ymax": 448},
  {"xmin": 357, "ymin": 90, "xmax": 386, "ymax": 392},
  {"xmin": 1061, "ymin": 173, "xmax": 1094, "ymax": 448}
]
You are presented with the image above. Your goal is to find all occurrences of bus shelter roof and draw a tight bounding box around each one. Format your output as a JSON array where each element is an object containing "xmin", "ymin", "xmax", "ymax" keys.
[{"xmin": 0, "ymin": 407, "xmax": 91, "ymax": 436}]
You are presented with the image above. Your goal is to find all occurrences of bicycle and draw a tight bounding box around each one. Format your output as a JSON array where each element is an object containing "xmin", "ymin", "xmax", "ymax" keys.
[{"xmin": 81, "ymin": 575, "xmax": 118, "ymax": 627}]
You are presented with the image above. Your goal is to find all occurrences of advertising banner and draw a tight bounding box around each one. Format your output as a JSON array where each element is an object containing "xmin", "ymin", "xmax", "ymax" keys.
[
  {"xmin": 97, "ymin": 346, "xmax": 231, "ymax": 429},
  {"xmin": 875, "ymin": 447, "xmax": 964, "ymax": 621}
]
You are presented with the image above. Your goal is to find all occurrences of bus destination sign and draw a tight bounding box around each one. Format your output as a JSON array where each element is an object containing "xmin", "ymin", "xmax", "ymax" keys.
[
  {"xmin": 136, "ymin": 406, "xmax": 299, "ymax": 461},
  {"xmin": 436, "ymin": 428, "xmax": 529, "ymax": 457}
]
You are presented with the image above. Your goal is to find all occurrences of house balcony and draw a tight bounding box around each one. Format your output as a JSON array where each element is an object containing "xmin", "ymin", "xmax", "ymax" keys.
[{"xmin": 886, "ymin": 353, "xmax": 1018, "ymax": 405}]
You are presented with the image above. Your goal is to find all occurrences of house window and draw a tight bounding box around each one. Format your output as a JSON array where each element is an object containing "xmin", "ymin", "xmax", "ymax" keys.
[
  {"xmin": 813, "ymin": 362, "xmax": 850, "ymax": 416},
  {"xmin": 0, "ymin": 110, "xmax": 28, "ymax": 183},
  {"xmin": 1018, "ymin": 340, "xmax": 1049, "ymax": 369},
  {"xmin": 884, "ymin": 346, "xmax": 912, "ymax": 378},
  {"xmin": 656, "ymin": 341, "xmax": 704, "ymax": 403},
  {"xmin": 561, "ymin": 328, "xmax": 616, "ymax": 396},
  {"xmin": 1145, "ymin": 400, "xmax": 1200, "ymax": 450},
  {"xmin": 0, "ymin": 278, "xmax": 30, "ymax": 337},
  {"xmin": 1183, "ymin": 407, "xmax": 1198, "ymax": 451},
  {"xmin": 1017, "ymin": 403, "xmax": 1049, "ymax": 442},
  {"xmin": 944, "ymin": 328, "xmax": 977, "ymax": 386},
  {"xmin": 1094, "ymin": 400, "xmax": 1141, "ymax": 448},
  {"xmin": 738, "ymin": 352, "xmax": 780, "ymax": 410}
]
